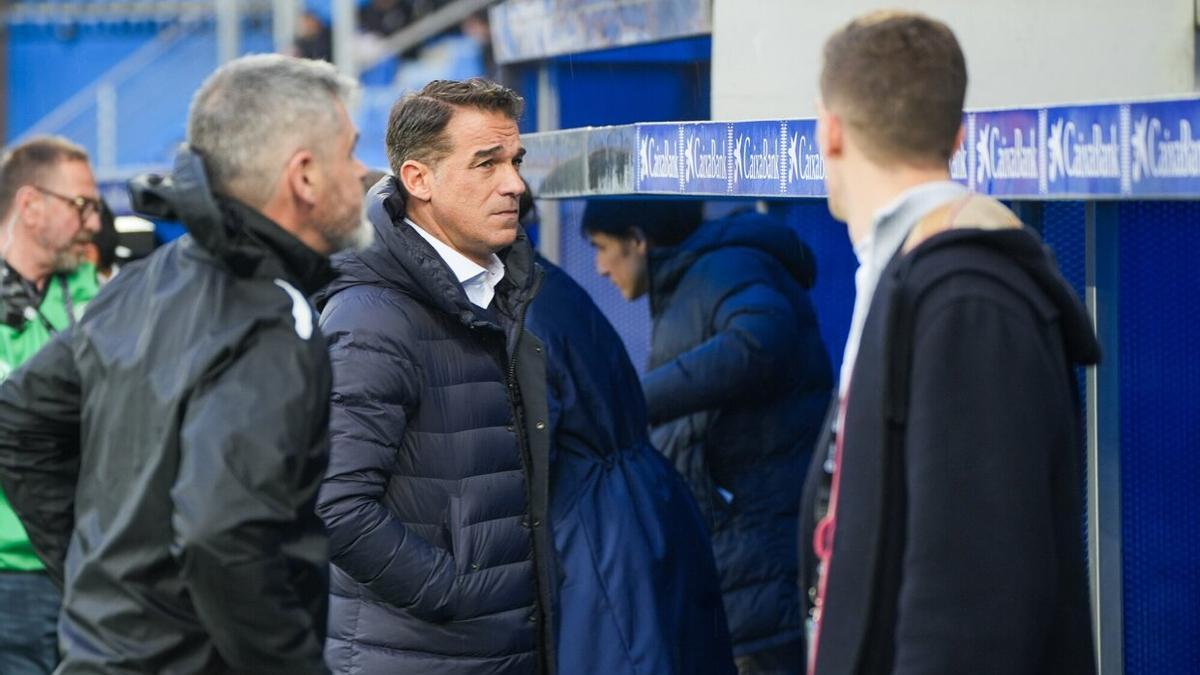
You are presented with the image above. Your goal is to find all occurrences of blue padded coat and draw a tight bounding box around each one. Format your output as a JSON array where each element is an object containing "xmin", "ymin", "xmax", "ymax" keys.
[
  {"xmin": 643, "ymin": 212, "xmax": 833, "ymax": 656},
  {"xmin": 526, "ymin": 257, "xmax": 736, "ymax": 675}
]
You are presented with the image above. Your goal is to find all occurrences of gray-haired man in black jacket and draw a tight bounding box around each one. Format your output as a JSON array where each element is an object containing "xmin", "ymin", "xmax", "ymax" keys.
[{"xmin": 0, "ymin": 54, "xmax": 370, "ymax": 674}]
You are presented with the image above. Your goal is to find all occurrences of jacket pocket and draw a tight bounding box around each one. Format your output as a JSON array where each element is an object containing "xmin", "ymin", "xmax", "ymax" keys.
[{"xmin": 446, "ymin": 495, "xmax": 474, "ymax": 575}]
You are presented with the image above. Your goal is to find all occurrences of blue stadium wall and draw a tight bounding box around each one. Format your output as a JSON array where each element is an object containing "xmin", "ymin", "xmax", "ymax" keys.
[
  {"xmin": 7, "ymin": 21, "xmax": 274, "ymax": 163},
  {"xmin": 1115, "ymin": 203, "xmax": 1200, "ymax": 675}
]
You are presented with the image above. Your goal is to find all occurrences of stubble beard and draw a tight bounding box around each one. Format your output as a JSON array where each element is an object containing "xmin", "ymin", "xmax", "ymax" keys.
[
  {"xmin": 326, "ymin": 203, "xmax": 375, "ymax": 253},
  {"xmin": 51, "ymin": 239, "xmax": 91, "ymax": 273}
]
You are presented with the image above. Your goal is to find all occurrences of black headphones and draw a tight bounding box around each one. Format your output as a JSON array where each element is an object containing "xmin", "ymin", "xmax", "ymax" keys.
[
  {"xmin": 0, "ymin": 264, "xmax": 69, "ymax": 332},
  {"xmin": 0, "ymin": 265, "xmax": 38, "ymax": 329}
]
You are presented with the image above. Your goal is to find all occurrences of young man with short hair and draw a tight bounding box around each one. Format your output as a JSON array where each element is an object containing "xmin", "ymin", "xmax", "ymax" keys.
[{"xmin": 801, "ymin": 11, "xmax": 1099, "ymax": 674}]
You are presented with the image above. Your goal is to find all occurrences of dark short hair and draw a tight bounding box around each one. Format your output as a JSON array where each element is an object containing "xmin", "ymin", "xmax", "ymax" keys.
[
  {"xmin": 385, "ymin": 78, "xmax": 525, "ymax": 176},
  {"xmin": 580, "ymin": 199, "xmax": 704, "ymax": 248},
  {"xmin": 820, "ymin": 11, "xmax": 966, "ymax": 167},
  {"xmin": 0, "ymin": 135, "xmax": 89, "ymax": 220}
]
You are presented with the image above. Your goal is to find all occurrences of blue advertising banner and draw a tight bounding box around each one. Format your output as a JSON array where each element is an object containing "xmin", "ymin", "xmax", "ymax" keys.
[
  {"xmin": 971, "ymin": 108, "xmax": 1042, "ymax": 196},
  {"xmin": 730, "ymin": 121, "xmax": 786, "ymax": 196},
  {"xmin": 681, "ymin": 122, "xmax": 731, "ymax": 195},
  {"xmin": 636, "ymin": 123, "xmax": 683, "ymax": 194},
  {"xmin": 522, "ymin": 95, "xmax": 1200, "ymax": 200},
  {"xmin": 1044, "ymin": 104, "xmax": 1124, "ymax": 197},
  {"xmin": 781, "ymin": 119, "xmax": 826, "ymax": 197},
  {"xmin": 1128, "ymin": 99, "xmax": 1200, "ymax": 198}
]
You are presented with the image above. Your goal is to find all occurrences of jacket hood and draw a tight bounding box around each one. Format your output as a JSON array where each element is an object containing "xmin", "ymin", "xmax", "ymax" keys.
[
  {"xmin": 319, "ymin": 175, "xmax": 538, "ymax": 329},
  {"xmin": 649, "ymin": 211, "xmax": 816, "ymax": 297},
  {"xmin": 906, "ymin": 226, "xmax": 1101, "ymax": 367},
  {"xmin": 128, "ymin": 145, "xmax": 332, "ymax": 294}
]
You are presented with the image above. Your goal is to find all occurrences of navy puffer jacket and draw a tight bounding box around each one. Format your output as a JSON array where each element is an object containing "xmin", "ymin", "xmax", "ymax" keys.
[
  {"xmin": 316, "ymin": 177, "xmax": 556, "ymax": 674},
  {"xmin": 643, "ymin": 211, "xmax": 833, "ymax": 656}
]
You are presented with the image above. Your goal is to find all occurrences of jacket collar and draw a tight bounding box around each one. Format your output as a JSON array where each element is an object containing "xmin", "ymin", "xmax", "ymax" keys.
[
  {"xmin": 325, "ymin": 175, "xmax": 538, "ymax": 331},
  {"xmin": 215, "ymin": 196, "xmax": 334, "ymax": 296}
]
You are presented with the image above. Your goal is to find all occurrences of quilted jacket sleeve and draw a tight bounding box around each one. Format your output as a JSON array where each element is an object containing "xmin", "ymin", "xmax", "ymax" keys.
[
  {"xmin": 317, "ymin": 288, "xmax": 463, "ymax": 621},
  {"xmin": 643, "ymin": 279, "xmax": 801, "ymax": 425}
]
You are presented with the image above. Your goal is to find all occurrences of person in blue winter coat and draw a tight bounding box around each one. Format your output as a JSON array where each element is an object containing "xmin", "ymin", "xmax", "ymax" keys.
[
  {"xmin": 583, "ymin": 201, "xmax": 833, "ymax": 675},
  {"xmin": 520, "ymin": 192, "xmax": 735, "ymax": 675}
]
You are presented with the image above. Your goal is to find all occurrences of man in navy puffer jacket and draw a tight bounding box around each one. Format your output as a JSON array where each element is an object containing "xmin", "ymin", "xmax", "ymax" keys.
[
  {"xmin": 583, "ymin": 201, "xmax": 833, "ymax": 675},
  {"xmin": 316, "ymin": 79, "xmax": 557, "ymax": 674}
]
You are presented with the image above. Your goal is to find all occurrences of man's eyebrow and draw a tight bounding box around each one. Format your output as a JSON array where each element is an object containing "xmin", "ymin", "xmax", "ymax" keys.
[
  {"xmin": 471, "ymin": 145, "xmax": 527, "ymax": 161},
  {"xmin": 472, "ymin": 145, "xmax": 504, "ymax": 160}
]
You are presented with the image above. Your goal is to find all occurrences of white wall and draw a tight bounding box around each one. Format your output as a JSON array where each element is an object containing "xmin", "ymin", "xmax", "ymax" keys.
[{"xmin": 712, "ymin": 0, "xmax": 1196, "ymax": 120}]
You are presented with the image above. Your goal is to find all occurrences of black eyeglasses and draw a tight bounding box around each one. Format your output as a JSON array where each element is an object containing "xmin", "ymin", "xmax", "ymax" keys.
[{"xmin": 34, "ymin": 186, "xmax": 101, "ymax": 224}]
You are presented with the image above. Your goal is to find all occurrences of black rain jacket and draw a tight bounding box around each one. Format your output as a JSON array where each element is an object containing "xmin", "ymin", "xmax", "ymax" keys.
[{"xmin": 0, "ymin": 151, "xmax": 333, "ymax": 674}]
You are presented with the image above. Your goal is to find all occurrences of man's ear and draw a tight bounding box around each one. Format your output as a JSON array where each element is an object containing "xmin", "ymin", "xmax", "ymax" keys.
[
  {"xmin": 817, "ymin": 102, "xmax": 844, "ymax": 160},
  {"xmin": 399, "ymin": 159, "xmax": 433, "ymax": 202},
  {"xmin": 12, "ymin": 185, "xmax": 44, "ymax": 229},
  {"xmin": 953, "ymin": 123, "xmax": 966, "ymax": 153},
  {"xmin": 284, "ymin": 149, "xmax": 319, "ymax": 209},
  {"xmin": 629, "ymin": 226, "xmax": 649, "ymax": 255}
]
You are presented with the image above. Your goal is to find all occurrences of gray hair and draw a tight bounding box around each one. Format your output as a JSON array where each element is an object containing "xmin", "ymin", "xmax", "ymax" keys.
[{"xmin": 187, "ymin": 54, "xmax": 358, "ymax": 205}]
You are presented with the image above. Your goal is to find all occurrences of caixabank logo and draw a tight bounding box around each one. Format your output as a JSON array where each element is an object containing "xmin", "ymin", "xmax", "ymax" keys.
[
  {"xmin": 1043, "ymin": 106, "xmax": 1122, "ymax": 195},
  {"xmin": 1047, "ymin": 119, "xmax": 1120, "ymax": 182},
  {"xmin": 974, "ymin": 113, "xmax": 1040, "ymax": 193},
  {"xmin": 1129, "ymin": 101, "xmax": 1200, "ymax": 195},
  {"xmin": 637, "ymin": 125, "xmax": 682, "ymax": 193},
  {"xmin": 779, "ymin": 121, "xmax": 825, "ymax": 197},
  {"xmin": 732, "ymin": 126, "xmax": 782, "ymax": 191},
  {"xmin": 638, "ymin": 132, "xmax": 680, "ymax": 181},
  {"xmin": 682, "ymin": 123, "xmax": 729, "ymax": 194}
]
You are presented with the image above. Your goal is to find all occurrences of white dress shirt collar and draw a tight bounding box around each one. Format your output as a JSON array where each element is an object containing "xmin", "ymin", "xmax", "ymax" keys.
[{"xmin": 406, "ymin": 218, "xmax": 505, "ymax": 309}]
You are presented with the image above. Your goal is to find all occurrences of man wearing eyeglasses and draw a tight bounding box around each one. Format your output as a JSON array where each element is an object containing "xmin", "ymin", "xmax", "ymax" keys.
[{"xmin": 0, "ymin": 135, "xmax": 101, "ymax": 673}]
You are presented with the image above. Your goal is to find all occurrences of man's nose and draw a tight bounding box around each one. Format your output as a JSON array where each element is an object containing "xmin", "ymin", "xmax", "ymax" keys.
[
  {"xmin": 83, "ymin": 209, "xmax": 101, "ymax": 233},
  {"xmin": 500, "ymin": 165, "xmax": 525, "ymax": 196}
]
